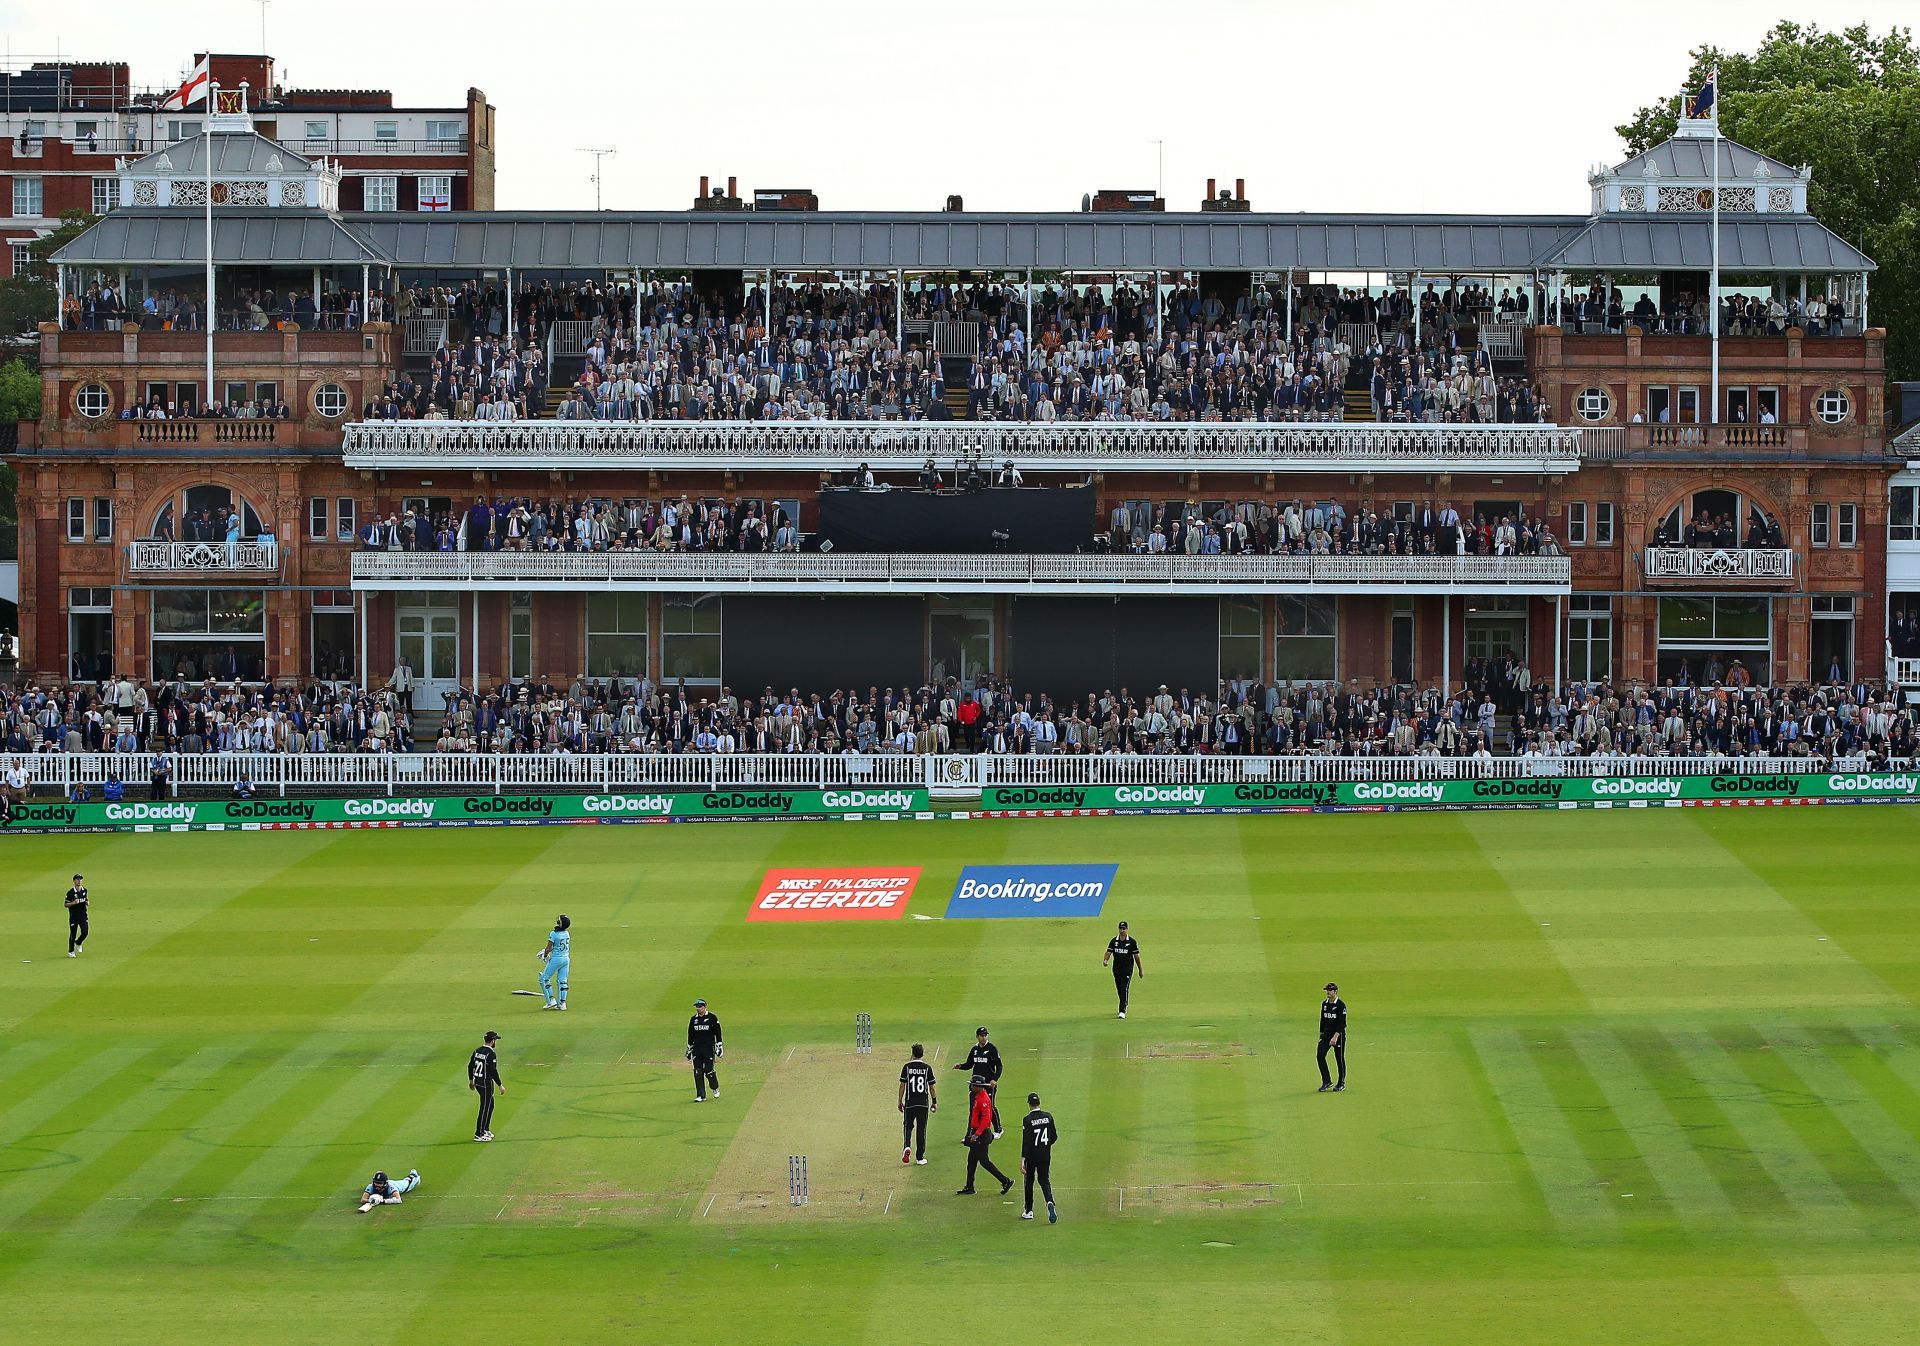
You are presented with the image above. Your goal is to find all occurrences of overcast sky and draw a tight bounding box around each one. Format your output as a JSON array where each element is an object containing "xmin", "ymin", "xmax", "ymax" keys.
[{"xmin": 3, "ymin": 0, "xmax": 1913, "ymax": 214}]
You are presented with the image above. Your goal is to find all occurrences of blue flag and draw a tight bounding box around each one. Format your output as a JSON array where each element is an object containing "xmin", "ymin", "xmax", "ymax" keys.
[{"xmin": 1689, "ymin": 70, "xmax": 1717, "ymax": 118}]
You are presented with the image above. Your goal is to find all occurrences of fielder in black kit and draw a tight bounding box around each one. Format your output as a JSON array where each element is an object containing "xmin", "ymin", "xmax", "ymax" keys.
[
  {"xmin": 952, "ymin": 1026, "xmax": 1003, "ymax": 1133},
  {"xmin": 898, "ymin": 1043, "xmax": 937, "ymax": 1164},
  {"xmin": 687, "ymin": 998, "xmax": 723, "ymax": 1100},
  {"xmin": 1102, "ymin": 920, "xmax": 1143, "ymax": 1017},
  {"xmin": 1316, "ymin": 982, "xmax": 1347, "ymax": 1092},
  {"xmin": 468, "ymin": 1031, "xmax": 504, "ymax": 1140},
  {"xmin": 1020, "ymin": 1092, "xmax": 1059, "ymax": 1223}
]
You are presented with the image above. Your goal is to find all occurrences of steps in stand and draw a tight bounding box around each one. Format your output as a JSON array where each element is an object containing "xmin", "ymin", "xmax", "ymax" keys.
[
  {"xmin": 1342, "ymin": 388, "xmax": 1373, "ymax": 422},
  {"xmin": 940, "ymin": 356, "xmax": 973, "ymax": 419}
]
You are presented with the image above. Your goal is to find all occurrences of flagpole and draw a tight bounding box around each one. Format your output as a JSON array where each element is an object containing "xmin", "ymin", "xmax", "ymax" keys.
[
  {"xmin": 1709, "ymin": 69, "xmax": 1720, "ymax": 427},
  {"xmin": 205, "ymin": 81, "xmax": 216, "ymax": 409}
]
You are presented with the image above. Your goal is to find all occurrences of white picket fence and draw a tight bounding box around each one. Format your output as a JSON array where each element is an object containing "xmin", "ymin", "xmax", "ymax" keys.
[{"xmin": 17, "ymin": 751, "xmax": 1896, "ymax": 799}]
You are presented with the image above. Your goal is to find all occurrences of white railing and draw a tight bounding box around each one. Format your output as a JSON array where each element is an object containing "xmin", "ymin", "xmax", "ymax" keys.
[
  {"xmin": 23, "ymin": 751, "xmax": 1898, "ymax": 799},
  {"xmin": 403, "ymin": 318, "xmax": 448, "ymax": 357},
  {"xmin": 1890, "ymin": 644, "xmax": 1920, "ymax": 688},
  {"xmin": 1644, "ymin": 547, "xmax": 1795, "ymax": 581},
  {"xmin": 350, "ymin": 550, "xmax": 1573, "ymax": 592},
  {"xmin": 552, "ymin": 320, "xmax": 594, "ymax": 358},
  {"xmin": 341, "ymin": 420, "xmax": 1589, "ymax": 472},
  {"xmin": 128, "ymin": 541, "xmax": 279, "ymax": 573},
  {"xmin": 931, "ymin": 320, "xmax": 981, "ymax": 359},
  {"xmin": 1479, "ymin": 321, "xmax": 1527, "ymax": 360}
]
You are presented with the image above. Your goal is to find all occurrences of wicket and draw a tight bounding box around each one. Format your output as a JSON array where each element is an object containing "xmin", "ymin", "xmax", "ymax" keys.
[
  {"xmin": 788, "ymin": 1154, "xmax": 809, "ymax": 1205},
  {"xmin": 855, "ymin": 1011, "xmax": 872, "ymax": 1054}
]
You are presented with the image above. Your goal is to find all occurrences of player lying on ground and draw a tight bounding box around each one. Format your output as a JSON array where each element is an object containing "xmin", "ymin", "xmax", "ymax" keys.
[{"xmin": 357, "ymin": 1169, "xmax": 421, "ymax": 1212}]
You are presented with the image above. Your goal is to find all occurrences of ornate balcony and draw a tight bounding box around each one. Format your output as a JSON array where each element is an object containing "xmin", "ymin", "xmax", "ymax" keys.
[
  {"xmin": 340, "ymin": 420, "xmax": 1588, "ymax": 474},
  {"xmin": 350, "ymin": 549, "xmax": 1571, "ymax": 595},
  {"xmin": 1643, "ymin": 547, "xmax": 1795, "ymax": 584},
  {"xmin": 128, "ymin": 540, "xmax": 282, "ymax": 575}
]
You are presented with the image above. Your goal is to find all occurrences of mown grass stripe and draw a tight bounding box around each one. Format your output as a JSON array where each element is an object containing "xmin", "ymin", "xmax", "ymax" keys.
[
  {"xmin": 1567, "ymin": 1027, "xmax": 1737, "ymax": 1224},
  {"xmin": 1765, "ymin": 1025, "xmax": 1920, "ymax": 1214},
  {"xmin": 1670, "ymin": 1031, "xmax": 1867, "ymax": 1229},
  {"xmin": 1611, "ymin": 1027, "xmax": 1794, "ymax": 1220},
  {"xmin": 1467, "ymin": 1027, "xmax": 1616, "ymax": 1231}
]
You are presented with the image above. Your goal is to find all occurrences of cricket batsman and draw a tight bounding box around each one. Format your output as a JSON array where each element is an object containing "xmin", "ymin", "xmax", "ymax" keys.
[{"xmin": 357, "ymin": 1168, "xmax": 422, "ymax": 1213}]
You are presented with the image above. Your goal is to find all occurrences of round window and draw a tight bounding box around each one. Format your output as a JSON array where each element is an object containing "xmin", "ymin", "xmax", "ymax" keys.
[
  {"xmin": 313, "ymin": 382, "xmax": 351, "ymax": 419},
  {"xmin": 1813, "ymin": 388, "xmax": 1851, "ymax": 425},
  {"xmin": 74, "ymin": 382, "xmax": 112, "ymax": 419},
  {"xmin": 1575, "ymin": 386, "xmax": 1612, "ymax": 422}
]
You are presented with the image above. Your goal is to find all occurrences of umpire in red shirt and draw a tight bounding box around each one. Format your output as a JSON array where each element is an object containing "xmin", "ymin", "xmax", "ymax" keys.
[{"xmin": 955, "ymin": 1076, "xmax": 1012, "ymax": 1196}]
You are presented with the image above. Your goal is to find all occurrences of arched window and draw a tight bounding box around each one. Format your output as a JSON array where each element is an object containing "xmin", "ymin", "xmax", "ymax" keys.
[
  {"xmin": 1655, "ymin": 487, "xmax": 1777, "ymax": 550},
  {"xmin": 147, "ymin": 484, "xmax": 266, "ymax": 542}
]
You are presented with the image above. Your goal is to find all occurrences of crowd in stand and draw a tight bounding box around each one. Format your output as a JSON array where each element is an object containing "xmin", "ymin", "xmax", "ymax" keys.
[
  {"xmin": 1555, "ymin": 285, "xmax": 1855, "ymax": 338},
  {"xmin": 359, "ymin": 495, "xmax": 798, "ymax": 554},
  {"xmin": 350, "ymin": 491, "xmax": 1557, "ymax": 559},
  {"xmin": 3, "ymin": 667, "xmax": 1910, "ymax": 771},
  {"xmin": 1110, "ymin": 498, "xmax": 1560, "ymax": 557},
  {"xmin": 351, "ymin": 276, "xmax": 1552, "ymax": 426},
  {"xmin": 62, "ymin": 283, "xmax": 383, "ymax": 333}
]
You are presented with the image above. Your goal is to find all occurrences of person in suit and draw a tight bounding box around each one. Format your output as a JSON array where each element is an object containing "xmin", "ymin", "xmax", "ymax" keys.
[{"xmin": 390, "ymin": 655, "xmax": 416, "ymax": 715}]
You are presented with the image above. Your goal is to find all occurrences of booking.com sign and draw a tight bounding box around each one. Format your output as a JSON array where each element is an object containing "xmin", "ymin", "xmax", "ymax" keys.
[{"xmin": 944, "ymin": 864, "xmax": 1119, "ymax": 919}]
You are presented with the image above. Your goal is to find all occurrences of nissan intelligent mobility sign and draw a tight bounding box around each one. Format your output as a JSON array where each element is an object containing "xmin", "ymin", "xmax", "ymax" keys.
[{"xmin": 944, "ymin": 864, "xmax": 1120, "ymax": 919}]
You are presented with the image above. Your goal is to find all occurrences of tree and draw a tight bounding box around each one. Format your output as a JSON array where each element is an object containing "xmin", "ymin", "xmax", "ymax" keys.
[
  {"xmin": 0, "ymin": 209, "xmax": 96, "ymax": 339},
  {"xmin": 1617, "ymin": 21, "xmax": 1920, "ymax": 383},
  {"xmin": 0, "ymin": 356, "xmax": 34, "ymax": 527}
]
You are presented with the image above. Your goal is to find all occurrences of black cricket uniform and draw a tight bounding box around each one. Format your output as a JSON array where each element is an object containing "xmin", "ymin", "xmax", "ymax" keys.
[
  {"xmin": 65, "ymin": 883, "xmax": 89, "ymax": 954},
  {"xmin": 899, "ymin": 1059, "xmax": 936, "ymax": 1159},
  {"xmin": 1021, "ymin": 1107, "xmax": 1059, "ymax": 1215},
  {"xmin": 954, "ymin": 1040, "xmax": 1004, "ymax": 1130},
  {"xmin": 1106, "ymin": 934, "xmax": 1141, "ymax": 1013},
  {"xmin": 468, "ymin": 1044, "xmax": 502, "ymax": 1137},
  {"xmin": 687, "ymin": 1012, "xmax": 723, "ymax": 1099},
  {"xmin": 1317, "ymin": 995, "xmax": 1348, "ymax": 1089}
]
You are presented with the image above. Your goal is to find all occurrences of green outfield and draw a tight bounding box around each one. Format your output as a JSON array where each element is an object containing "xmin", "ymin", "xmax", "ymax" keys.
[{"xmin": 2, "ymin": 808, "xmax": 1919, "ymax": 1344}]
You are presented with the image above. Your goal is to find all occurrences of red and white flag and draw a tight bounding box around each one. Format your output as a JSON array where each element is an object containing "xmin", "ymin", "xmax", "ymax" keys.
[
  {"xmin": 419, "ymin": 193, "xmax": 450, "ymax": 212},
  {"xmin": 159, "ymin": 58, "xmax": 211, "ymax": 113}
]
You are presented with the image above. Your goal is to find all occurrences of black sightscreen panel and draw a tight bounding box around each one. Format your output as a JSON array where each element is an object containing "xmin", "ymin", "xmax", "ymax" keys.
[
  {"xmin": 1009, "ymin": 598, "xmax": 1218, "ymax": 706},
  {"xmin": 815, "ymin": 486, "xmax": 1096, "ymax": 554},
  {"xmin": 720, "ymin": 596, "xmax": 922, "ymax": 697}
]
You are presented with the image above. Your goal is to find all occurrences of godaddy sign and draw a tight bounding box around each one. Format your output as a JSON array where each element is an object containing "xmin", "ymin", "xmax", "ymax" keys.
[
  {"xmin": 4, "ymin": 788, "xmax": 929, "ymax": 832},
  {"xmin": 982, "ymin": 773, "xmax": 1920, "ymax": 812}
]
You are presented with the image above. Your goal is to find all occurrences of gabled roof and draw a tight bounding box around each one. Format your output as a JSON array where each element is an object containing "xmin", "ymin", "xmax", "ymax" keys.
[
  {"xmin": 1610, "ymin": 136, "xmax": 1802, "ymax": 181},
  {"xmin": 122, "ymin": 132, "xmax": 315, "ymax": 178},
  {"xmin": 51, "ymin": 208, "xmax": 389, "ymax": 266},
  {"xmin": 1541, "ymin": 214, "xmax": 1875, "ymax": 273}
]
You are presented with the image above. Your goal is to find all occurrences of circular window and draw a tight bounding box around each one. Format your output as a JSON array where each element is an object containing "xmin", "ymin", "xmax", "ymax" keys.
[
  {"xmin": 74, "ymin": 382, "xmax": 112, "ymax": 419},
  {"xmin": 1813, "ymin": 388, "xmax": 1851, "ymax": 425},
  {"xmin": 313, "ymin": 382, "xmax": 351, "ymax": 419},
  {"xmin": 1575, "ymin": 386, "xmax": 1612, "ymax": 422}
]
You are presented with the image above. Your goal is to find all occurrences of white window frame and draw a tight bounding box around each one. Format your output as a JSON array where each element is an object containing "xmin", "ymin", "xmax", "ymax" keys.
[
  {"xmin": 1811, "ymin": 502, "xmax": 1830, "ymax": 548},
  {"xmin": 1565, "ymin": 501, "xmax": 1588, "ymax": 546},
  {"xmin": 1574, "ymin": 386, "xmax": 1611, "ymax": 421},
  {"xmin": 1837, "ymin": 502, "xmax": 1857, "ymax": 547},
  {"xmin": 415, "ymin": 173, "xmax": 452, "ymax": 211},
  {"xmin": 74, "ymin": 382, "xmax": 111, "ymax": 418},
  {"xmin": 309, "ymin": 497, "xmax": 329, "ymax": 540},
  {"xmin": 510, "ymin": 593, "xmax": 533, "ymax": 682},
  {"xmin": 373, "ymin": 120, "xmax": 399, "ymax": 140},
  {"xmin": 67, "ymin": 498, "xmax": 87, "ymax": 542},
  {"xmin": 1595, "ymin": 502, "xmax": 1616, "ymax": 546},
  {"xmin": 425, "ymin": 119, "xmax": 463, "ymax": 142},
  {"xmin": 304, "ymin": 120, "xmax": 328, "ymax": 141},
  {"xmin": 1814, "ymin": 388, "xmax": 1851, "ymax": 425},
  {"xmin": 1891, "ymin": 485, "xmax": 1920, "ymax": 543},
  {"xmin": 314, "ymin": 383, "xmax": 351, "ymax": 418},
  {"xmin": 94, "ymin": 497, "xmax": 114, "ymax": 542},
  {"xmin": 336, "ymin": 497, "xmax": 358, "ymax": 542},
  {"xmin": 363, "ymin": 175, "xmax": 398, "ymax": 212},
  {"xmin": 166, "ymin": 119, "xmax": 201, "ymax": 140},
  {"xmin": 9, "ymin": 241, "xmax": 30, "ymax": 276},
  {"xmin": 12, "ymin": 175, "xmax": 45, "ymax": 218},
  {"xmin": 91, "ymin": 176, "xmax": 119, "ymax": 214}
]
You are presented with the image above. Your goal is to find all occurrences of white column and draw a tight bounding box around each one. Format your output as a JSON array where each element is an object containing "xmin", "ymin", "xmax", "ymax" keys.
[
  {"xmin": 471, "ymin": 590, "xmax": 480, "ymax": 691},
  {"xmin": 1710, "ymin": 117, "xmax": 1721, "ymax": 422},
  {"xmin": 505, "ymin": 265, "xmax": 514, "ymax": 344},
  {"xmin": 895, "ymin": 268, "xmax": 904, "ymax": 352},
  {"xmin": 203, "ymin": 97, "xmax": 216, "ymax": 404},
  {"xmin": 1860, "ymin": 270, "xmax": 1869, "ymax": 331},
  {"xmin": 1441, "ymin": 596, "xmax": 1451, "ymax": 696},
  {"xmin": 358, "ymin": 592, "xmax": 368, "ymax": 690}
]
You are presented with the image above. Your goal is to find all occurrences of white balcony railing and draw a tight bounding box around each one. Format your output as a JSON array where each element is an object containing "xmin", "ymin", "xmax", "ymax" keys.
[
  {"xmin": 341, "ymin": 420, "xmax": 1588, "ymax": 473},
  {"xmin": 1644, "ymin": 547, "xmax": 1795, "ymax": 582},
  {"xmin": 128, "ymin": 541, "xmax": 280, "ymax": 573},
  {"xmin": 351, "ymin": 549, "xmax": 1572, "ymax": 594}
]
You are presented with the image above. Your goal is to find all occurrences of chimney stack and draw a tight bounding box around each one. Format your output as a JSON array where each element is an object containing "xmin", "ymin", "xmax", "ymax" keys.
[
  {"xmin": 727, "ymin": 175, "xmax": 737, "ymax": 198},
  {"xmin": 1235, "ymin": 178, "xmax": 1245, "ymax": 200},
  {"xmin": 1206, "ymin": 178, "xmax": 1216, "ymax": 201},
  {"xmin": 700, "ymin": 175, "xmax": 709, "ymax": 198}
]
